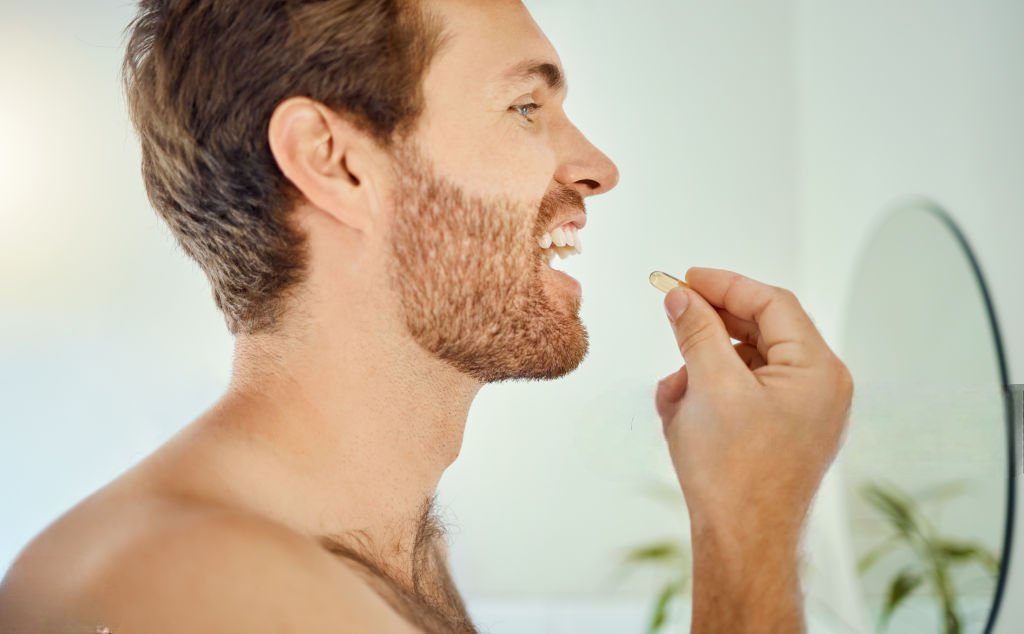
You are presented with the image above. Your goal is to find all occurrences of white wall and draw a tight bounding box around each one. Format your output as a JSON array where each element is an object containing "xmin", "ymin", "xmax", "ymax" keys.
[
  {"xmin": 0, "ymin": 0, "xmax": 236, "ymax": 572},
  {"xmin": 795, "ymin": 1, "xmax": 1024, "ymax": 632}
]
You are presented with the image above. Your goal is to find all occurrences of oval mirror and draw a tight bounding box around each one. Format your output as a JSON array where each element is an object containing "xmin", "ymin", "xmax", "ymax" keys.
[{"xmin": 839, "ymin": 199, "xmax": 1015, "ymax": 633}]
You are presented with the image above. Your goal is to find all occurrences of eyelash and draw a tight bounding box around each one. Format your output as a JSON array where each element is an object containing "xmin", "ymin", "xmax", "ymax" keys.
[{"xmin": 511, "ymin": 102, "xmax": 542, "ymax": 122}]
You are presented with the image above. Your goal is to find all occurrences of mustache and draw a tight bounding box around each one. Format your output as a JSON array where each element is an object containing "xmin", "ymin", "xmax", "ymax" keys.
[{"xmin": 536, "ymin": 186, "xmax": 586, "ymax": 232}]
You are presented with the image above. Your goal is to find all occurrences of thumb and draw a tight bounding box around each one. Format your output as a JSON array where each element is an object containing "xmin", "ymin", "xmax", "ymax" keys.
[{"xmin": 664, "ymin": 286, "xmax": 745, "ymax": 381}]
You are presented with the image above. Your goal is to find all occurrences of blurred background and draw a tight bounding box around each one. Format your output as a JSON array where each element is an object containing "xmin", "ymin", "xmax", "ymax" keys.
[{"xmin": 1, "ymin": 1, "xmax": 1022, "ymax": 632}]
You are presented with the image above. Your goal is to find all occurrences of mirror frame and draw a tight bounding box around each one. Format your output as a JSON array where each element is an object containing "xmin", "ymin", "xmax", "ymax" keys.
[{"xmin": 845, "ymin": 197, "xmax": 1016, "ymax": 633}]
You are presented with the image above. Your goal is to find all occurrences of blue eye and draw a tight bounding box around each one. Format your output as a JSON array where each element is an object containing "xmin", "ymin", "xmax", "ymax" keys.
[{"xmin": 511, "ymin": 102, "xmax": 542, "ymax": 122}]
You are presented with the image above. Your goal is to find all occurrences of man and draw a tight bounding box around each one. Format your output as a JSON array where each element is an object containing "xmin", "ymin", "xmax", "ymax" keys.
[{"xmin": 0, "ymin": 0, "xmax": 852, "ymax": 632}]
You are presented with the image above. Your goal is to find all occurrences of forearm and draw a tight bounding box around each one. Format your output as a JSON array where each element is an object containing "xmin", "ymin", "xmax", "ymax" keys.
[{"xmin": 688, "ymin": 517, "xmax": 805, "ymax": 634}]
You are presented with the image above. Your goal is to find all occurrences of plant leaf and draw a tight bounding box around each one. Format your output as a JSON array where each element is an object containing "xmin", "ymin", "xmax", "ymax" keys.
[
  {"xmin": 860, "ymin": 482, "xmax": 920, "ymax": 537},
  {"xmin": 647, "ymin": 578, "xmax": 685, "ymax": 634},
  {"xmin": 624, "ymin": 541, "xmax": 684, "ymax": 566},
  {"xmin": 880, "ymin": 567, "xmax": 924, "ymax": 627},
  {"xmin": 931, "ymin": 539, "xmax": 1001, "ymax": 575},
  {"xmin": 857, "ymin": 535, "xmax": 901, "ymax": 574}
]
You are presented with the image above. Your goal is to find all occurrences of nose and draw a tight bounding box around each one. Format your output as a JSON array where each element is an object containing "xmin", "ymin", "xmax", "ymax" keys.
[{"xmin": 553, "ymin": 122, "xmax": 620, "ymax": 197}]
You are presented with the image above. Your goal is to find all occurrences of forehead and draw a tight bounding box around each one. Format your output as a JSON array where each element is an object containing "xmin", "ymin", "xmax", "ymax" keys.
[{"xmin": 421, "ymin": 0, "xmax": 564, "ymax": 97}]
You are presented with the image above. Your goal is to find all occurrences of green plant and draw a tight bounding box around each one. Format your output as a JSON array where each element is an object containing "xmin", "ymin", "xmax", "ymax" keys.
[
  {"xmin": 857, "ymin": 480, "xmax": 1000, "ymax": 634},
  {"xmin": 620, "ymin": 539, "xmax": 691, "ymax": 633},
  {"xmin": 615, "ymin": 482, "xmax": 692, "ymax": 634}
]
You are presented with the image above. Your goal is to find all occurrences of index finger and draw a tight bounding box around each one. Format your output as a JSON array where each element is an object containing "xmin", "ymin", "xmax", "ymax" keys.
[{"xmin": 684, "ymin": 267, "xmax": 827, "ymax": 367}]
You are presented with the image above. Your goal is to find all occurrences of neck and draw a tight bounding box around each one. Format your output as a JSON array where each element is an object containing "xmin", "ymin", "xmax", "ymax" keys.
[{"xmin": 173, "ymin": 296, "xmax": 481, "ymax": 578}]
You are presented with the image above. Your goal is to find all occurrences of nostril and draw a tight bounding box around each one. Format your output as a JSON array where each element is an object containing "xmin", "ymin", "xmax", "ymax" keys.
[{"xmin": 576, "ymin": 178, "xmax": 600, "ymax": 191}]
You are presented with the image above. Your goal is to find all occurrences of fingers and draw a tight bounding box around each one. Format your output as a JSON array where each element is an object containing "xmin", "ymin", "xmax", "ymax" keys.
[
  {"xmin": 685, "ymin": 268, "xmax": 826, "ymax": 367},
  {"xmin": 734, "ymin": 342, "xmax": 766, "ymax": 371},
  {"xmin": 657, "ymin": 342, "xmax": 762, "ymax": 396},
  {"xmin": 654, "ymin": 343, "xmax": 763, "ymax": 431},
  {"xmin": 716, "ymin": 308, "xmax": 764, "ymax": 356},
  {"xmin": 655, "ymin": 366, "xmax": 687, "ymax": 423},
  {"xmin": 664, "ymin": 286, "xmax": 748, "ymax": 382}
]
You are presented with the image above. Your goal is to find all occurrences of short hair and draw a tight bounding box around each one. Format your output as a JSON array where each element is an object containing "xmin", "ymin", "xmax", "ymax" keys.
[{"xmin": 122, "ymin": 0, "xmax": 447, "ymax": 335}]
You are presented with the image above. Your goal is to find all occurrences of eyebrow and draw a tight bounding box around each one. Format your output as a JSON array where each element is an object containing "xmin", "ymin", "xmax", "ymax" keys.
[{"xmin": 499, "ymin": 59, "xmax": 568, "ymax": 95}]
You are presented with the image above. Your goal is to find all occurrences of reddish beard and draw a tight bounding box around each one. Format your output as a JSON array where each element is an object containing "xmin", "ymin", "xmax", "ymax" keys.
[{"xmin": 386, "ymin": 142, "xmax": 589, "ymax": 383}]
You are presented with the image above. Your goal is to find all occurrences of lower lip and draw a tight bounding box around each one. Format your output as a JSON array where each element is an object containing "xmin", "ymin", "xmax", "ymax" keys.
[{"xmin": 542, "ymin": 259, "xmax": 582, "ymax": 296}]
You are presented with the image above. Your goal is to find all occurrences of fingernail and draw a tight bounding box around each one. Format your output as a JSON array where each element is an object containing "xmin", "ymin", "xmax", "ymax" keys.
[{"xmin": 665, "ymin": 287, "xmax": 689, "ymax": 323}]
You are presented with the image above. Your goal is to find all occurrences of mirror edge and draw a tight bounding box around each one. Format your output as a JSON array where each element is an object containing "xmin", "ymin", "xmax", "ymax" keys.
[{"xmin": 842, "ymin": 195, "xmax": 1016, "ymax": 634}]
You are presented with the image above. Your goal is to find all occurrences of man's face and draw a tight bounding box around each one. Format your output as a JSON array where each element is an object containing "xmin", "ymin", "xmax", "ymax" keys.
[{"xmin": 385, "ymin": 0, "xmax": 619, "ymax": 384}]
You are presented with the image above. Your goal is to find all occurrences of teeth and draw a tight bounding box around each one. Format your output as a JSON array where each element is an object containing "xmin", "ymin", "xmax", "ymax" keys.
[{"xmin": 539, "ymin": 223, "xmax": 583, "ymax": 262}]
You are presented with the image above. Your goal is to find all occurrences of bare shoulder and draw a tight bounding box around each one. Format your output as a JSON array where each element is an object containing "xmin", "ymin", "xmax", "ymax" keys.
[{"xmin": 0, "ymin": 496, "xmax": 416, "ymax": 634}]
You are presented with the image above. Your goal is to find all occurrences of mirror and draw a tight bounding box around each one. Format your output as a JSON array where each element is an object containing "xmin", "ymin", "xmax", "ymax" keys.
[{"xmin": 839, "ymin": 199, "xmax": 1014, "ymax": 633}]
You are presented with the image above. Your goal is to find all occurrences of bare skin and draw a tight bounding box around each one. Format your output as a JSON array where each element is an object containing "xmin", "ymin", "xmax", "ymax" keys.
[
  {"xmin": 656, "ymin": 270, "xmax": 853, "ymax": 632},
  {"xmin": 0, "ymin": 1, "xmax": 852, "ymax": 633}
]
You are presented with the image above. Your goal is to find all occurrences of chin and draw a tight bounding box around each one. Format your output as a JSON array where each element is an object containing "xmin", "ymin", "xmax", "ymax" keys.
[
  {"xmin": 482, "ymin": 318, "xmax": 589, "ymax": 384},
  {"xmin": 539, "ymin": 329, "xmax": 589, "ymax": 380}
]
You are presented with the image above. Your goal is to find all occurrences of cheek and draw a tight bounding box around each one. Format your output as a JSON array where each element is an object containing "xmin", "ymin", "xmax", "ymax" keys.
[
  {"xmin": 471, "ymin": 141, "xmax": 558, "ymax": 206},
  {"xmin": 419, "ymin": 118, "xmax": 558, "ymax": 201}
]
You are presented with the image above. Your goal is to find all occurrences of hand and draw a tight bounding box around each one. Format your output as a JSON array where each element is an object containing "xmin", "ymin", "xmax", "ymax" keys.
[{"xmin": 655, "ymin": 267, "xmax": 853, "ymax": 543}]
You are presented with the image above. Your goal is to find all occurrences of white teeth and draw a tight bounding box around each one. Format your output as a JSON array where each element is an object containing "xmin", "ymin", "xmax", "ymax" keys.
[{"xmin": 540, "ymin": 224, "xmax": 584, "ymax": 262}]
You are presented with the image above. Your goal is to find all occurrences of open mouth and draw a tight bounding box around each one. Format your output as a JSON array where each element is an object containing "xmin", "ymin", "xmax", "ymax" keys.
[
  {"xmin": 536, "ymin": 220, "xmax": 584, "ymax": 298},
  {"xmin": 537, "ymin": 222, "xmax": 582, "ymax": 267}
]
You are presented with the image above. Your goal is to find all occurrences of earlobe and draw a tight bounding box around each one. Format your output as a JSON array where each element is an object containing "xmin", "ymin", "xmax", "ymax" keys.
[{"xmin": 267, "ymin": 97, "xmax": 372, "ymax": 232}]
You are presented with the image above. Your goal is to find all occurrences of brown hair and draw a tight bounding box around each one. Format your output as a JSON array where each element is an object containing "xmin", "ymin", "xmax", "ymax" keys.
[
  {"xmin": 318, "ymin": 495, "xmax": 478, "ymax": 633},
  {"xmin": 122, "ymin": 0, "xmax": 447, "ymax": 335}
]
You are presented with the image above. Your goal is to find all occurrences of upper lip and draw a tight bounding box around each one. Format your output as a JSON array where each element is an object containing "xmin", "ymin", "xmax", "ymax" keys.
[{"xmin": 543, "ymin": 212, "xmax": 587, "ymax": 236}]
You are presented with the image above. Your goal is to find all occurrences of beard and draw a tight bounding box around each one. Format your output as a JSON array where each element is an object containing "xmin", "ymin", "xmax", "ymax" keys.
[{"xmin": 385, "ymin": 141, "xmax": 589, "ymax": 384}]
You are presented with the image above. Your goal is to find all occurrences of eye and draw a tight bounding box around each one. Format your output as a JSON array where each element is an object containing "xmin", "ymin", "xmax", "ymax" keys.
[{"xmin": 510, "ymin": 102, "xmax": 542, "ymax": 122}]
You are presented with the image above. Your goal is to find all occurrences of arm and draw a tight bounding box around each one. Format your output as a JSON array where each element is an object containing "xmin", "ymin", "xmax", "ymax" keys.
[
  {"xmin": 688, "ymin": 517, "xmax": 804, "ymax": 633},
  {"xmin": 654, "ymin": 268, "xmax": 853, "ymax": 633}
]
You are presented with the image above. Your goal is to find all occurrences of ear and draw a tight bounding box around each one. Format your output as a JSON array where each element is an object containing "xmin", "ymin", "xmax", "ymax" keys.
[{"xmin": 267, "ymin": 97, "xmax": 382, "ymax": 233}]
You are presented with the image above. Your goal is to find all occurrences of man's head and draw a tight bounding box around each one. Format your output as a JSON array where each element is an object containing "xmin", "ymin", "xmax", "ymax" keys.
[{"xmin": 124, "ymin": 0, "xmax": 618, "ymax": 383}]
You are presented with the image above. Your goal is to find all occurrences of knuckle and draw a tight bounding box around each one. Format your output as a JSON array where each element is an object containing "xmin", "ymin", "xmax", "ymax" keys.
[
  {"xmin": 725, "ymin": 272, "xmax": 751, "ymax": 297},
  {"xmin": 840, "ymin": 366, "xmax": 855, "ymax": 397},
  {"xmin": 832, "ymin": 358, "xmax": 855, "ymax": 398},
  {"xmin": 748, "ymin": 327, "xmax": 763, "ymax": 351},
  {"xmin": 677, "ymin": 320, "xmax": 716, "ymax": 356},
  {"xmin": 773, "ymin": 286, "xmax": 799, "ymax": 305}
]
